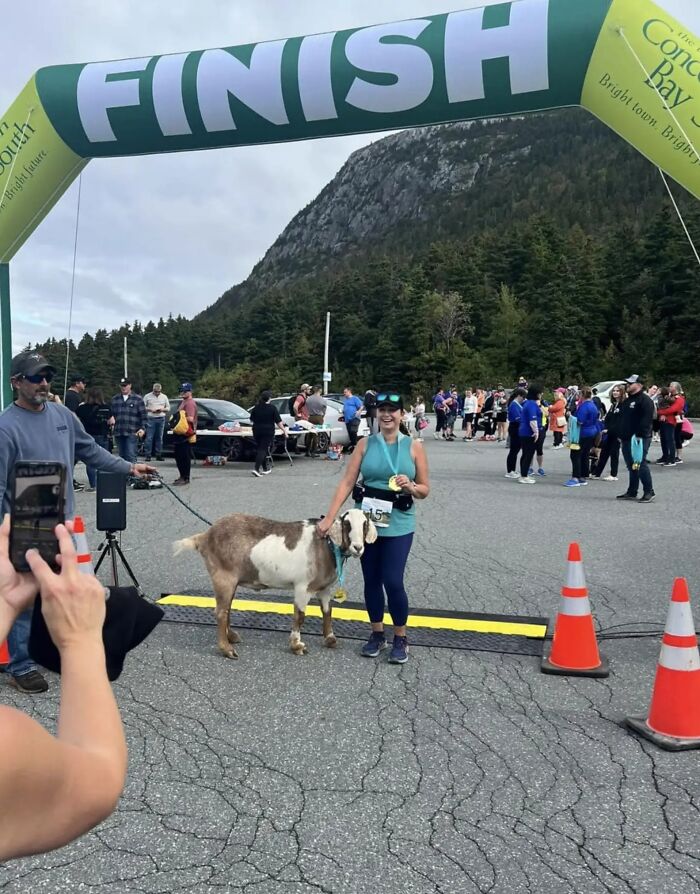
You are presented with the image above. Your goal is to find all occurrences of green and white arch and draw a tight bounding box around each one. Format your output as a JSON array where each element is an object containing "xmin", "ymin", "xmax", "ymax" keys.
[{"xmin": 0, "ymin": 0, "xmax": 698, "ymax": 402}]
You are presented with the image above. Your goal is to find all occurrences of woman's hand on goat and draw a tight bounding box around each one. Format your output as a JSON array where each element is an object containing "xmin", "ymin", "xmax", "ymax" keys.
[{"xmin": 316, "ymin": 517, "xmax": 334, "ymax": 538}]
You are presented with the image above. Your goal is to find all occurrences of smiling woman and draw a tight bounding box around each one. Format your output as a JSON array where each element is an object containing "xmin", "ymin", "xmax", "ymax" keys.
[{"xmin": 318, "ymin": 390, "xmax": 430, "ymax": 664}]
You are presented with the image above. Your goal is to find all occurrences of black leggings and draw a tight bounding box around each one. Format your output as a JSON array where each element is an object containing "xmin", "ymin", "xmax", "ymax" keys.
[
  {"xmin": 174, "ymin": 438, "xmax": 192, "ymax": 481},
  {"xmin": 536, "ymin": 427, "xmax": 547, "ymax": 457},
  {"xmin": 254, "ymin": 430, "xmax": 274, "ymax": 472},
  {"xmin": 570, "ymin": 435, "xmax": 595, "ymax": 479},
  {"xmin": 595, "ymin": 434, "xmax": 620, "ymax": 477},
  {"xmin": 520, "ymin": 437, "xmax": 537, "ymax": 478},
  {"xmin": 506, "ymin": 423, "xmax": 521, "ymax": 473},
  {"xmin": 553, "ymin": 431, "xmax": 564, "ymax": 447},
  {"xmin": 360, "ymin": 533, "xmax": 413, "ymax": 627}
]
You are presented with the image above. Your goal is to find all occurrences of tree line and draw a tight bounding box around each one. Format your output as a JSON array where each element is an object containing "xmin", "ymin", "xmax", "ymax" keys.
[{"xmin": 31, "ymin": 201, "xmax": 700, "ymax": 411}]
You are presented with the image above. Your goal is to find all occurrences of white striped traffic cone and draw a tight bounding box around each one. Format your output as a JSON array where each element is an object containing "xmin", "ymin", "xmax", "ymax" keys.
[
  {"xmin": 626, "ymin": 578, "xmax": 700, "ymax": 751},
  {"xmin": 541, "ymin": 542, "xmax": 608, "ymax": 678},
  {"xmin": 71, "ymin": 516, "xmax": 95, "ymax": 575}
]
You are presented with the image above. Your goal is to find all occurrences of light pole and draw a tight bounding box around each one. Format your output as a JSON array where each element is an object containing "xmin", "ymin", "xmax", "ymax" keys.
[{"xmin": 323, "ymin": 311, "xmax": 331, "ymax": 395}]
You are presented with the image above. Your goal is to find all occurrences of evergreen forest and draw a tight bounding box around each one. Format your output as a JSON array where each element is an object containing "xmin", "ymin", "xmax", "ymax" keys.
[{"xmin": 28, "ymin": 110, "xmax": 700, "ymax": 408}]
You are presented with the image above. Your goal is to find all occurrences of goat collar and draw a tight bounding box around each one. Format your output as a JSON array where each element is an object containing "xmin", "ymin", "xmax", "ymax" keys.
[{"xmin": 327, "ymin": 538, "xmax": 350, "ymax": 575}]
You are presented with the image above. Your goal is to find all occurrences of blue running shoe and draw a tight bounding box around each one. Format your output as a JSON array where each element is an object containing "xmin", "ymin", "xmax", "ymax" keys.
[
  {"xmin": 528, "ymin": 468, "xmax": 534, "ymax": 475},
  {"xmin": 361, "ymin": 631, "xmax": 387, "ymax": 658},
  {"xmin": 564, "ymin": 478, "xmax": 581, "ymax": 487},
  {"xmin": 537, "ymin": 468, "xmax": 546, "ymax": 476},
  {"xmin": 388, "ymin": 635, "xmax": 409, "ymax": 664}
]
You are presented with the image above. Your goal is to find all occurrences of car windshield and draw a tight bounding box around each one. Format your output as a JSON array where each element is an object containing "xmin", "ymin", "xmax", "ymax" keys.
[
  {"xmin": 592, "ymin": 381, "xmax": 618, "ymax": 393},
  {"xmin": 199, "ymin": 399, "xmax": 249, "ymax": 420}
]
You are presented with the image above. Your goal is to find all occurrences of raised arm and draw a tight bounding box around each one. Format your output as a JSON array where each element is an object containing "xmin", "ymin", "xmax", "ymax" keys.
[{"xmin": 0, "ymin": 522, "xmax": 127, "ymax": 861}]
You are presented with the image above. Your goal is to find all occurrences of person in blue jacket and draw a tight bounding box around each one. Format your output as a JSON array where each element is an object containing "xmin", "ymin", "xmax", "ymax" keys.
[
  {"xmin": 565, "ymin": 387, "xmax": 600, "ymax": 487},
  {"xmin": 517, "ymin": 385, "xmax": 543, "ymax": 484},
  {"xmin": 505, "ymin": 388, "xmax": 526, "ymax": 479}
]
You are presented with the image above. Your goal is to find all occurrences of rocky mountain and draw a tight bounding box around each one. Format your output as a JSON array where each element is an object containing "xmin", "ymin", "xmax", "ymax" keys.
[{"xmin": 199, "ymin": 108, "xmax": 668, "ymax": 319}]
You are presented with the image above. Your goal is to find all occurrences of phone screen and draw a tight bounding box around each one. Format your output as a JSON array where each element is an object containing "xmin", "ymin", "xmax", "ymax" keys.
[{"xmin": 9, "ymin": 462, "xmax": 66, "ymax": 572}]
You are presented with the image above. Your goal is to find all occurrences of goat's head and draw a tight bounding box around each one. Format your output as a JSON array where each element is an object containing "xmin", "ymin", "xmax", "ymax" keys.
[{"xmin": 329, "ymin": 508, "xmax": 377, "ymax": 557}]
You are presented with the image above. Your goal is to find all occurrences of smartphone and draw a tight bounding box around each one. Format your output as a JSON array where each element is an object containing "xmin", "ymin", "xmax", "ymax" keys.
[{"xmin": 9, "ymin": 461, "xmax": 67, "ymax": 572}]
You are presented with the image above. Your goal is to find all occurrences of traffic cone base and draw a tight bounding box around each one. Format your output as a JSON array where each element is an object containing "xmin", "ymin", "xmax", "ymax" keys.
[
  {"xmin": 624, "ymin": 716, "xmax": 700, "ymax": 752},
  {"xmin": 541, "ymin": 654, "xmax": 609, "ymax": 678}
]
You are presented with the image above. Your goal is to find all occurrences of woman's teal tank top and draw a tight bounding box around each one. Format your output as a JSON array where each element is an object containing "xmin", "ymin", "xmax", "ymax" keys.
[{"xmin": 355, "ymin": 433, "xmax": 416, "ymax": 538}]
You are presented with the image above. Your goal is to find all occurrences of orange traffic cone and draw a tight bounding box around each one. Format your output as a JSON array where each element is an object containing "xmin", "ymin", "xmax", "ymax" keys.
[
  {"xmin": 71, "ymin": 516, "xmax": 95, "ymax": 575},
  {"xmin": 626, "ymin": 578, "xmax": 700, "ymax": 751},
  {"xmin": 541, "ymin": 542, "xmax": 609, "ymax": 678},
  {"xmin": 0, "ymin": 639, "xmax": 9, "ymax": 666}
]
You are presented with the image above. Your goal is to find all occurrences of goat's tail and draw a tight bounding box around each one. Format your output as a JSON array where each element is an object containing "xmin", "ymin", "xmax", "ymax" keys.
[{"xmin": 173, "ymin": 532, "xmax": 206, "ymax": 556}]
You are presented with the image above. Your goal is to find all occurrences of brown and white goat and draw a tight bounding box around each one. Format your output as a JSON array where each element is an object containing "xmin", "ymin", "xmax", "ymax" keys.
[{"xmin": 173, "ymin": 509, "xmax": 377, "ymax": 658}]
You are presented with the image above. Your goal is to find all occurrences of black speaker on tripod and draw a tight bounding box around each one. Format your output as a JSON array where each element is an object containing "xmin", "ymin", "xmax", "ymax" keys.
[
  {"xmin": 96, "ymin": 471, "xmax": 127, "ymax": 532},
  {"xmin": 94, "ymin": 472, "xmax": 145, "ymax": 596}
]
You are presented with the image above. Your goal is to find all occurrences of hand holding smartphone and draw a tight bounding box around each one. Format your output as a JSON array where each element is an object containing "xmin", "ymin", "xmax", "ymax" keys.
[{"xmin": 9, "ymin": 462, "xmax": 66, "ymax": 573}]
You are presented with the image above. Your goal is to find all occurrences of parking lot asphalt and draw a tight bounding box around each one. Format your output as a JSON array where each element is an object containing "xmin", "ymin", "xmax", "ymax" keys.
[{"xmin": 1, "ymin": 434, "xmax": 699, "ymax": 893}]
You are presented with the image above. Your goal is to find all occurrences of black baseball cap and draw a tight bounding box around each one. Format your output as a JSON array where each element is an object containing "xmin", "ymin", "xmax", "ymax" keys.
[
  {"xmin": 10, "ymin": 351, "xmax": 55, "ymax": 378},
  {"xmin": 119, "ymin": 377, "xmax": 131, "ymax": 386},
  {"xmin": 625, "ymin": 374, "xmax": 643, "ymax": 385}
]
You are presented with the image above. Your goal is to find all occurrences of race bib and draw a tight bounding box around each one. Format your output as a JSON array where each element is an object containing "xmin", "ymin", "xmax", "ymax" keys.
[{"xmin": 361, "ymin": 497, "xmax": 393, "ymax": 527}]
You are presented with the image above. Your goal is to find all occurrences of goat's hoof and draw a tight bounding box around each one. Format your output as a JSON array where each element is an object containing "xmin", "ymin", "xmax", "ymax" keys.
[
  {"xmin": 220, "ymin": 646, "xmax": 239, "ymax": 660},
  {"xmin": 227, "ymin": 629, "xmax": 241, "ymax": 644},
  {"xmin": 324, "ymin": 635, "xmax": 337, "ymax": 649},
  {"xmin": 291, "ymin": 642, "xmax": 308, "ymax": 656}
]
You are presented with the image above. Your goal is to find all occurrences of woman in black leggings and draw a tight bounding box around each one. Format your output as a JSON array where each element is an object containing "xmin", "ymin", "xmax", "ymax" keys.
[
  {"xmin": 518, "ymin": 385, "xmax": 543, "ymax": 484},
  {"xmin": 505, "ymin": 388, "xmax": 526, "ymax": 478},
  {"xmin": 249, "ymin": 390, "xmax": 287, "ymax": 477}
]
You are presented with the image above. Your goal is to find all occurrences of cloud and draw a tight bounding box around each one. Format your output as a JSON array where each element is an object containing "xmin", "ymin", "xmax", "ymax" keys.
[{"xmin": 2, "ymin": 0, "xmax": 698, "ymax": 351}]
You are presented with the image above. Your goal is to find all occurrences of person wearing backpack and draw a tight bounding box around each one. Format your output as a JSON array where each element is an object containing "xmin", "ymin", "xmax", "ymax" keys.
[
  {"xmin": 364, "ymin": 389, "xmax": 378, "ymax": 434},
  {"xmin": 291, "ymin": 384, "xmax": 311, "ymax": 421}
]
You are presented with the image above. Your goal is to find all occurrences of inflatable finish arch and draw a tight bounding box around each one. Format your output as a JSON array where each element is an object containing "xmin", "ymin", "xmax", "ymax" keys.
[{"xmin": 0, "ymin": 0, "xmax": 698, "ymax": 399}]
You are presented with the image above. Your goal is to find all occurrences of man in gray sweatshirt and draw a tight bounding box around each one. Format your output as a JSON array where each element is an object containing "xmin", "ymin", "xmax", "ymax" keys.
[{"xmin": 0, "ymin": 351, "xmax": 154, "ymax": 693}]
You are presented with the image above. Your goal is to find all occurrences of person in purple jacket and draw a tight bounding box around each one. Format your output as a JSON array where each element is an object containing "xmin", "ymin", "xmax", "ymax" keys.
[{"xmin": 564, "ymin": 387, "xmax": 600, "ymax": 487}]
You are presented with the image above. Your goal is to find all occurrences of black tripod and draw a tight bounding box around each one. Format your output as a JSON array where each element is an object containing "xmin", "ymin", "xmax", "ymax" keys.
[{"xmin": 94, "ymin": 530, "xmax": 145, "ymax": 597}]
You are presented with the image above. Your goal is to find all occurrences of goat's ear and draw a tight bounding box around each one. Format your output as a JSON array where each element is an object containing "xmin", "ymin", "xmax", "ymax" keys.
[
  {"xmin": 364, "ymin": 517, "xmax": 378, "ymax": 544},
  {"xmin": 328, "ymin": 519, "xmax": 344, "ymax": 546}
]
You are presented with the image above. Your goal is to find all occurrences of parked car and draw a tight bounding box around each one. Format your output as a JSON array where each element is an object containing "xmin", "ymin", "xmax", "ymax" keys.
[
  {"xmin": 265, "ymin": 396, "xmax": 370, "ymax": 449},
  {"xmin": 161, "ymin": 398, "xmax": 293, "ymax": 462},
  {"xmin": 591, "ymin": 381, "xmax": 626, "ymax": 412}
]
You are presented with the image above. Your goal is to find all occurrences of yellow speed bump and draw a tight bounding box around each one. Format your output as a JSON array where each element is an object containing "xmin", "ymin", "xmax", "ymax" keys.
[{"xmin": 157, "ymin": 595, "xmax": 546, "ymax": 639}]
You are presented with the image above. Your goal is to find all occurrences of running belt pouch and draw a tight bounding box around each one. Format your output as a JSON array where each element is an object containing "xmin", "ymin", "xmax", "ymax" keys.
[
  {"xmin": 357, "ymin": 483, "xmax": 413, "ymax": 512},
  {"xmin": 29, "ymin": 587, "xmax": 164, "ymax": 681}
]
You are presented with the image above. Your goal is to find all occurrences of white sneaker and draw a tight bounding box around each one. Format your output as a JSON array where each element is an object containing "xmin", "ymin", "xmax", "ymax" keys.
[
  {"xmin": 504, "ymin": 471, "xmax": 519, "ymax": 479},
  {"xmin": 251, "ymin": 470, "xmax": 262, "ymax": 478},
  {"xmin": 261, "ymin": 469, "xmax": 272, "ymax": 475},
  {"xmin": 433, "ymin": 433, "xmax": 440, "ymax": 440},
  {"xmin": 518, "ymin": 477, "xmax": 535, "ymax": 484},
  {"xmin": 603, "ymin": 475, "xmax": 618, "ymax": 481}
]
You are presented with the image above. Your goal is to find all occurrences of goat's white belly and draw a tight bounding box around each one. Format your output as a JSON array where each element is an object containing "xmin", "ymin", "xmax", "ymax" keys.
[{"xmin": 248, "ymin": 533, "xmax": 313, "ymax": 590}]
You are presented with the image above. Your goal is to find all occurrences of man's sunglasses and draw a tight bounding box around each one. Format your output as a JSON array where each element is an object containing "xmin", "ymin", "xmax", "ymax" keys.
[
  {"xmin": 22, "ymin": 372, "xmax": 54, "ymax": 384},
  {"xmin": 376, "ymin": 393, "xmax": 401, "ymax": 403}
]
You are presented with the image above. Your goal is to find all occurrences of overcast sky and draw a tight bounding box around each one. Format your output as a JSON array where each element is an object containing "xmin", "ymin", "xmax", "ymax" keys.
[{"xmin": 2, "ymin": 0, "xmax": 698, "ymax": 351}]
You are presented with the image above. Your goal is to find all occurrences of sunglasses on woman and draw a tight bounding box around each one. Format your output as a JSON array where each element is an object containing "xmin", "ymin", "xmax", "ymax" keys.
[{"xmin": 376, "ymin": 393, "xmax": 400, "ymax": 403}]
